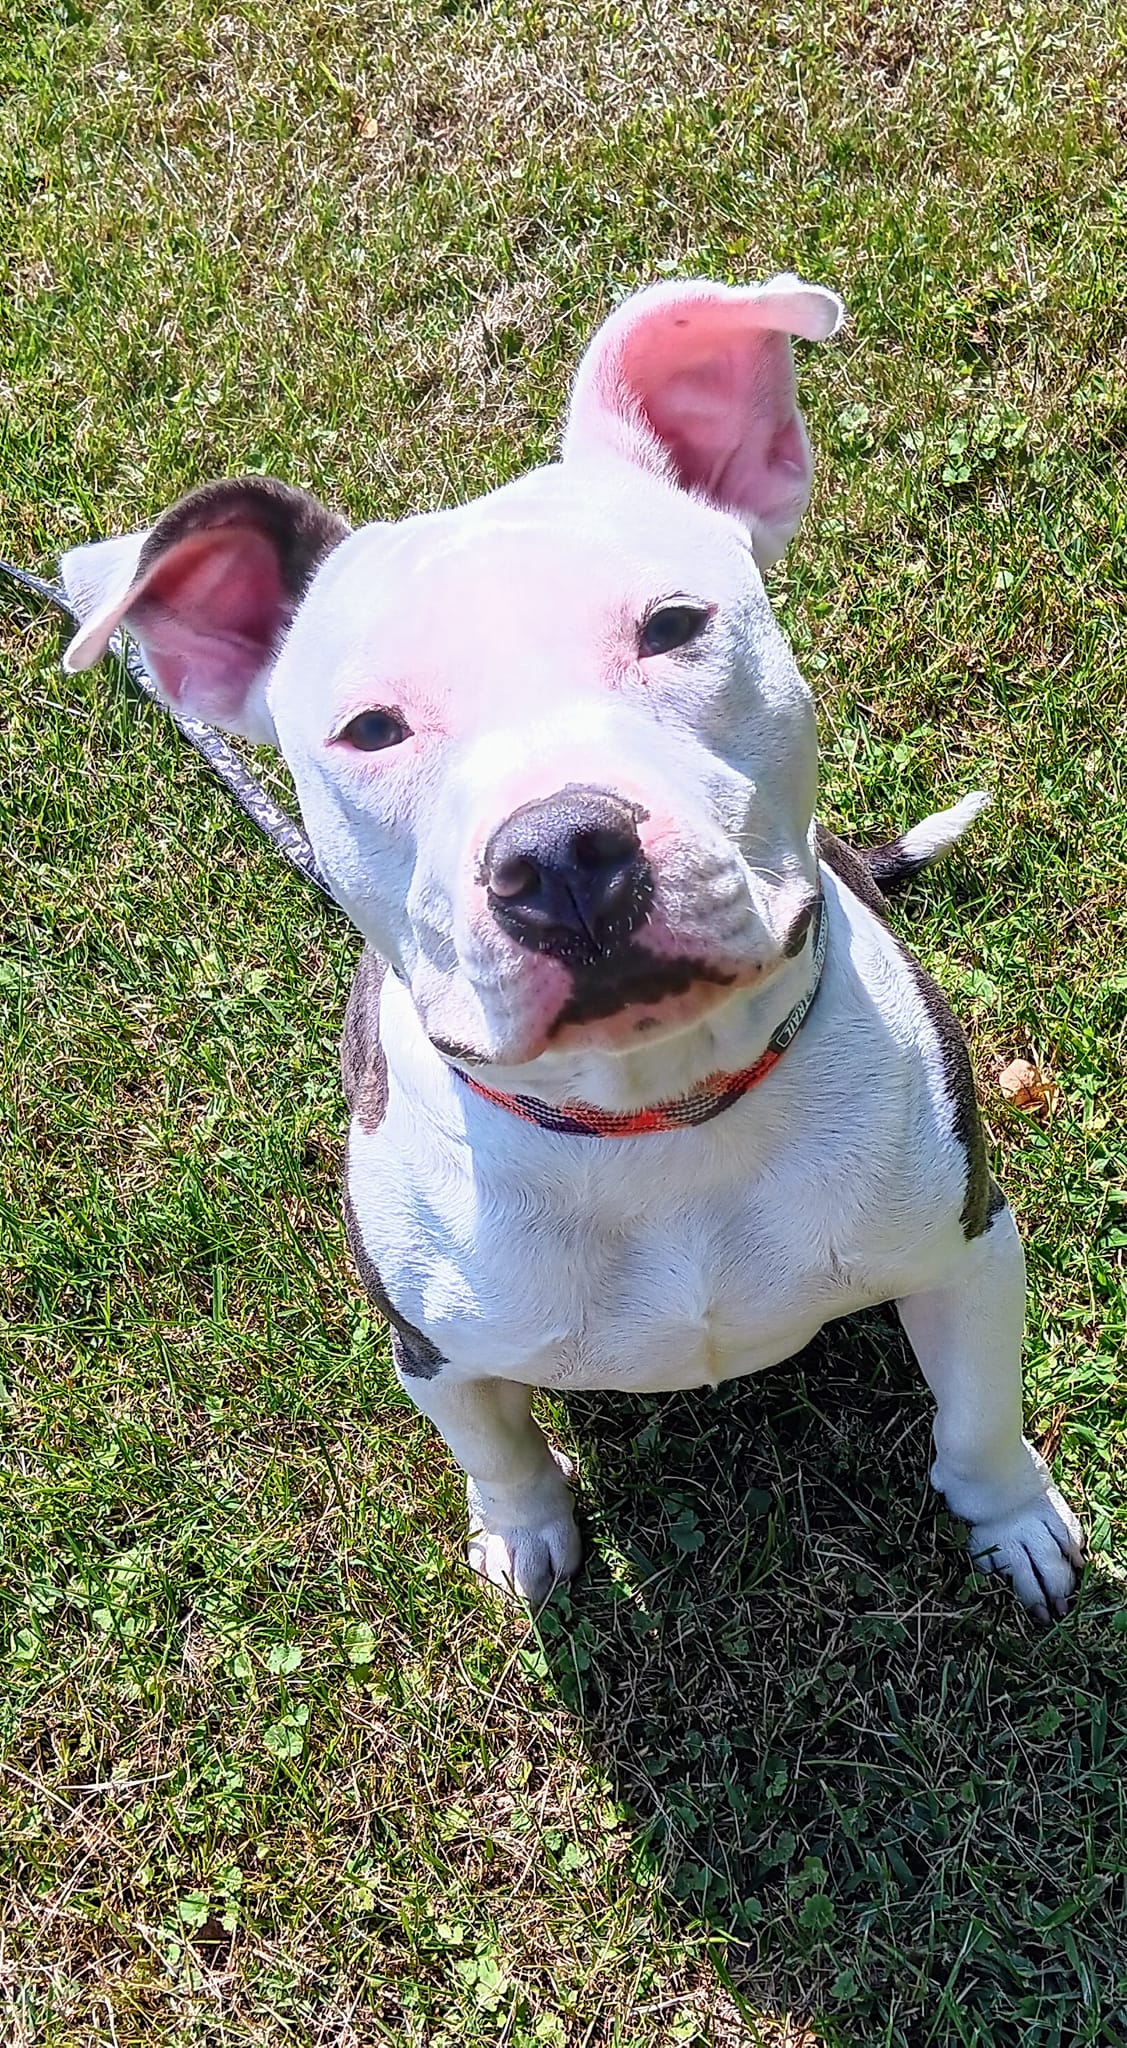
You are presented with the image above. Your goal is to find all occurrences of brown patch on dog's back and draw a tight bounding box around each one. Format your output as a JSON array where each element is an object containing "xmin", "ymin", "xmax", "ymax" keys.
[
  {"xmin": 815, "ymin": 824, "xmax": 889, "ymax": 920},
  {"xmin": 817, "ymin": 823, "xmax": 1000, "ymax": 1241},
  {"xmin": 895, "ymin": 949, "xmax": 1002, "ymax": 1240},
  {"xmin": 341, "ymin": 948, "xmax": 388, "ymax": 1132},
  {"xmin": 339, "ymin": 952, "xmax": 445, "ymax": 1376},
  {"xmin": 342, "ymin": 1153, "xmax": 445, "ymax": 1379}
]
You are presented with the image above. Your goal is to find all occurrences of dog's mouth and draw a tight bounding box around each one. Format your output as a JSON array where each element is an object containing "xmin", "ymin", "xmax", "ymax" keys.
[
  {"xmin": 501, "ymin": 934, "xmax": 771, "ymax": 1062},
  {"xmin": 427, "ymin": 947, "xmax": 745, "ymax": 1068},
  {"xmin": 527, "ymin": 877, "xmax": 818, "ymax": 1053},
  {"xmin": 546, "ymin": 942, "xmax": 737, "ymax": 1041}
]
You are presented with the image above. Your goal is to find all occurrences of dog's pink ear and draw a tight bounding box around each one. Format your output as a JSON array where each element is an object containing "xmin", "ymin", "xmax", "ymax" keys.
[
  {"xmin": 562, "ymin": 275, "xmax": 843, "ymax": 567},
  {"xmin": 62, "ymin": 477, "xmax": 349, "ymax": 744}
]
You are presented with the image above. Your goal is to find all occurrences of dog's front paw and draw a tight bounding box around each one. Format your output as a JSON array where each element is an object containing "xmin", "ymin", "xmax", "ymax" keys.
[
  {"xmin": 466, "ymin": 1451, "xmax": 582, "ymax": 1606},
  {"xmin": 968, "ymin": 1483, "xmax": 1084, "ymax": 1622}
]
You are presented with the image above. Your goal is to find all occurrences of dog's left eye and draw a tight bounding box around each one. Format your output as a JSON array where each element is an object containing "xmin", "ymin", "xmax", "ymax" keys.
[
  {"xmin": 638, "ymin": 604, "xmax": 711, "ymax": 658},
  {"xmin": 337, "ymin": 709, "xmax": 411, "ymax": 752}
]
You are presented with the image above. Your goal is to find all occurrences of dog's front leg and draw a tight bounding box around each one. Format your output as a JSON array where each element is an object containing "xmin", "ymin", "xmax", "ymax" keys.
[
  {"xmin": 398, "ymin": 1364, "xmax": 582, "ymax": 1604},
  {"xmin": 897, "ymin": 1204, "xmax": 1084, "ymax": 1620}
]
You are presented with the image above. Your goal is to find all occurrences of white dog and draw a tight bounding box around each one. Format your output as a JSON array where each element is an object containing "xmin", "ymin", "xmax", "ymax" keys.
[{"xmin": 62, "ymin": 274, "xmax": 1083, "ymax": 1620}]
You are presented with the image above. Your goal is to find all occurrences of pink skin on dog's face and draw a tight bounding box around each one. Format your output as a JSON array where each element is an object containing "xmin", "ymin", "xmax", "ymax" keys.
[
  {"xmin": 62, "ymin": 275, "xmax": 842, "ymax": 1074},
  {"xmin": 271, "ymin": 463, "xmax": 820, "ymax": 1067}
]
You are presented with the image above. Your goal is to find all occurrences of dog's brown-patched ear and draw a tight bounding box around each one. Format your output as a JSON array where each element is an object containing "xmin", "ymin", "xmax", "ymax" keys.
[
  {"xmin": 61, "ymin": 476, "xmax": 350, "ymax": 745},
  {"xmin": 562, "ymin": 275, "xmax": 843, "ymax": 570}
]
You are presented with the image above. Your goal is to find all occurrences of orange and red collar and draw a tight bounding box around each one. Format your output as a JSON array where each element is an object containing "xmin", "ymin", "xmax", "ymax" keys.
[{"xmin": 455, "ymin": 895, "xmax": 827, "ymax": 1138}]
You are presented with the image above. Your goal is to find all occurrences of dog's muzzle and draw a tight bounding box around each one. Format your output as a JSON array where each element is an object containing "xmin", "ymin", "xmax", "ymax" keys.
[{"xmin": 482, "ymin": 785, "xmax": 653, "ymax": 962}]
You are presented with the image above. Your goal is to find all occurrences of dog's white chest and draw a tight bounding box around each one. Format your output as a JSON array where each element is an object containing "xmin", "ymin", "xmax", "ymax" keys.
[
  {"xmin": 350, "ymin": 1103, "xmax": 894, "ymax": 1395},
  {"xmin": 470, "ymin": 1196, "xmax": 863, "ymax": 1392}
]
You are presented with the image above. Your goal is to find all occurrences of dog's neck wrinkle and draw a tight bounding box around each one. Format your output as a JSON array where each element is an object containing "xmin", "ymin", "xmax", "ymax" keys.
[{"xmin": 460, "ymin": 941, "xmax": 819, "ymax": 1114}]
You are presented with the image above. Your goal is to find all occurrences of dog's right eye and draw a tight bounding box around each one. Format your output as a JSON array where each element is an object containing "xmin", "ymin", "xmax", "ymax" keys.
[{"xmin": 337, "ymin": 709, "xmax": 411, "ymax": 752}]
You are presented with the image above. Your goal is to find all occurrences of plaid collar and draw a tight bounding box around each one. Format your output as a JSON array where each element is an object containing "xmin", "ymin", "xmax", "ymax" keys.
[{"xmin": 455, "ymin": 895, "xmax": 827, "ymax": 1138}]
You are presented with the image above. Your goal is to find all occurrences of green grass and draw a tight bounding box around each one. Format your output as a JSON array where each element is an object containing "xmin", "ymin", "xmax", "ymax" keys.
[{"xmin": 3, "ymin": 1, "xmax": 1127, "ymax": 2042}]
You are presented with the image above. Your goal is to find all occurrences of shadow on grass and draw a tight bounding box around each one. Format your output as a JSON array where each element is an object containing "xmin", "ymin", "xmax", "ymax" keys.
[{"xmin": 536, "ymin": 1316, "xmax": 1127, "ymax": 2048}]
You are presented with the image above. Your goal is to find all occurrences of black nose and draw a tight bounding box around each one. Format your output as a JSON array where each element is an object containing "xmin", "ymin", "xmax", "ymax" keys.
[{"xmin": 484, "ymin": 786, "xmax": 653, "ymax": 961}]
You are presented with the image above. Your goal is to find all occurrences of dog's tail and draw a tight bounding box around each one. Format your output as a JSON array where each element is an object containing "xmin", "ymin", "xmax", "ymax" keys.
[{"xmin": 861, "ymin": 790, "xmax": 992, "ymax": 891}]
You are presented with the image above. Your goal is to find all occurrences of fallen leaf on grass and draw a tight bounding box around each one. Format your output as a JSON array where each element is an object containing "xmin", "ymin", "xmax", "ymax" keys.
[{"xmin": 996, "ymin": 1057, "xmax": 1058, "ymax": 1114}]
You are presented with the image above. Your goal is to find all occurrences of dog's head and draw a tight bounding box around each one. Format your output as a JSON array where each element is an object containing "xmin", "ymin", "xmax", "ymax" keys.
[{"xmin": 63, "ymin": 275, "xmax": 842, "ymax": 1069}]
